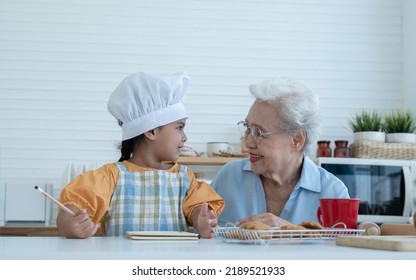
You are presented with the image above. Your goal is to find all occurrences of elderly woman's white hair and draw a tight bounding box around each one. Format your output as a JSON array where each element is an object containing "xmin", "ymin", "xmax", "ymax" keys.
[{"xmin": 249, "ymin": 76, "xmax": 321, "ymax": 155}]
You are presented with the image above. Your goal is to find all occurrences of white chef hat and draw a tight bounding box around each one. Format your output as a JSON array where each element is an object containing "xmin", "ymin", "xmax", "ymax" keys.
[{"xmin": 108, "ymin": 71, "xmax": 189, "ymax": 141}]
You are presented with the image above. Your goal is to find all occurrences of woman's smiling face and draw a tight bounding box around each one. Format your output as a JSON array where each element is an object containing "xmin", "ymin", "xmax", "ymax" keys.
[{"xmin": 244, "ymin": 101, "xmax": 294, "ymax": 176}]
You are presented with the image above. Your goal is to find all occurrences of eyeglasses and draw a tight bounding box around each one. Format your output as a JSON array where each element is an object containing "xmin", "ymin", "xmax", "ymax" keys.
[{"xmin": 237, "ymin": 121, "xmax": 286, "ymax": 143}]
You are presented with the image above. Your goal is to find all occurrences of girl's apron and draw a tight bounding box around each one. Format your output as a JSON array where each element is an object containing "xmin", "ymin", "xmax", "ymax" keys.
[{"xmin": 105, "ymin": 162, "xmax": 190, "ymax": 236}]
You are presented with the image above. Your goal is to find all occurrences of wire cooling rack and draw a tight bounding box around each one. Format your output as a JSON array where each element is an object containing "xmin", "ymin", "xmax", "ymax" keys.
[{"xmin": 213, "ymin": 226, "xmax": 365, "ymax": 244}]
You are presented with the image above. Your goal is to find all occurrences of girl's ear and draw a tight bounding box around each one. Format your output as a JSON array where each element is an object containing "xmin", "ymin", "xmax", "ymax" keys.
[{"xmin": 144, "ymin": 129, "xmax": 157, "ymax": 140}]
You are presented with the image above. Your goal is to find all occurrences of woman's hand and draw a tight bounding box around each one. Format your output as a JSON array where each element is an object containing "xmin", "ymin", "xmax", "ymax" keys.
[
  {"xmin": 191, "ymin": 202, "xmax": 218, "ymax": 238},
  {"xmin": 235, "ymin": 213, "xmax": 291, "ymax": 227},
  {"xmin": 56, "ymin": 206, "xmax": 99, "ymax": 238}
]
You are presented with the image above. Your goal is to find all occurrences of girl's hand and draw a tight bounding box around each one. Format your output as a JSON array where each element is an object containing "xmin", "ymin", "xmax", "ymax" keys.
[
  {"xmin": 194, "ymin": 202, "xmax": 218, "ymax": 238},
  {"xmin": 56, "ymin": 206, "xmax": 99, "ymax": 238}
]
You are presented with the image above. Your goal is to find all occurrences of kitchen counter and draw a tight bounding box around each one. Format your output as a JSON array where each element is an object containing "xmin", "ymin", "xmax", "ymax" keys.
[{"xmin": 1, "ymin": 236, "xmax": 415, "ymax": 260}]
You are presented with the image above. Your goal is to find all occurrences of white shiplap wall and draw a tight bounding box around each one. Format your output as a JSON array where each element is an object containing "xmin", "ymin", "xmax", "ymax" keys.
[{"xmin": 0, "ymin": 0, "xmax": 405, "ymax": 214}]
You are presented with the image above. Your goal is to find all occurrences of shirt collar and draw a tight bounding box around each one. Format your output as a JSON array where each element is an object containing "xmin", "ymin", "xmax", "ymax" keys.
[
  {"xmin": 242, "ymin": 159, "xmax": 251, "ymax": 171},
  {"xmin": 298, "ymin": 155, "xmax": 321, "ymax": 192},
  {"xmin": 242, "ymin": 155, "xmax": 321, "ymax": 192}
]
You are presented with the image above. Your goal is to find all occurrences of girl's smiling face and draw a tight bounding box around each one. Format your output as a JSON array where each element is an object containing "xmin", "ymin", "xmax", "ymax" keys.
[{"xmin": 153, "ymin": 118, "xmax": 188, "ymax": 162}]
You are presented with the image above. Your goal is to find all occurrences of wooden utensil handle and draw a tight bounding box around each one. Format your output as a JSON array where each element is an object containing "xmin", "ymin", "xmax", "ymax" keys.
[{"xmin": 380, "ymin": 223, "xmax": 416, "ymax": 236}]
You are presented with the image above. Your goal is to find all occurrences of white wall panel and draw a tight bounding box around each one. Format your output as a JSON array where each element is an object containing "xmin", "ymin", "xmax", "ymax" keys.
[
  {"xmin": 0, "ymin": 0, "xmax": 408, "ymax": 220},
  {"xmin": 403, "ymin": 0, "xmax": 416, "ymax": 112}
]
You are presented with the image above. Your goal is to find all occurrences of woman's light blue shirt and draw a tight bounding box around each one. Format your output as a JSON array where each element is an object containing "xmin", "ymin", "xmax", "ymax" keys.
[{"xmin": 211, "ymin": 156, "xmax": 349, "ymax": 224}]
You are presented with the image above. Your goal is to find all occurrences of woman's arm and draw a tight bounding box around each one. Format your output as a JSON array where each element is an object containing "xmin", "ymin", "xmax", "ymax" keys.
[{"xmin": 235, "ymin": 213, "xmax": 291, "ymax": 227}]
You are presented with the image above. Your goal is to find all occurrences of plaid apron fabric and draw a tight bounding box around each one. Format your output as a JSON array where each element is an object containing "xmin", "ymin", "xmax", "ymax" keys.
[{"xmin": 105, "ymin": 162, "xmax": 190, "ymax": 236}]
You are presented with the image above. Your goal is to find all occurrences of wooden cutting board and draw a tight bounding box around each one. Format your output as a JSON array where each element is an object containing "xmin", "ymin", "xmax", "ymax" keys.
[{"xmin": 336, "ymin": 235, "xmax": 416, "ymax": 251}]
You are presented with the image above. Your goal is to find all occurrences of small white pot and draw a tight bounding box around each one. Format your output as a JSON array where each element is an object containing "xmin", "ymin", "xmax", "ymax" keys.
[
  {"xmin": 353, "ymin": 131, "xmax": 386, "ymax": 142},
  {"xmin": 385, "ymin": 133, "xmax": 416, "ymax": 143}
]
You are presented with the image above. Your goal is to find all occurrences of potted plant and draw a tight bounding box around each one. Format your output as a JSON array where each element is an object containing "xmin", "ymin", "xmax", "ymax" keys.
[
  {"xmin": 348, "ymin": 110, "xmax": 385, "ymax": 142},
  {"xmin": 384, "ymin": 110, "xmax": 416, "ymax": 143}
]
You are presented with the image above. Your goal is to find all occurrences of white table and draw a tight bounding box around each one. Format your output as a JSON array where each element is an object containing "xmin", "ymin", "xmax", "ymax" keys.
[{"xmin": 1, "ymin": 236, "xmax": 415, "ymax": 260}]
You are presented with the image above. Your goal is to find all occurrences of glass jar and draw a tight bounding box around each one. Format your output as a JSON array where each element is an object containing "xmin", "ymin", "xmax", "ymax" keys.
[
  {"xmin": 334, "ymin": 140, "xmax": 349, "ymax": 158},
  {"xmin": 317, "ymin": 141, "xmax": 332, "ymax": 157}
]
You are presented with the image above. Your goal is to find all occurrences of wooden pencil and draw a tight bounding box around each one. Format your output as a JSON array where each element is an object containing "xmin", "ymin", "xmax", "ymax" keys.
[{"xmin": 34, "ymin": 186, "xmax": 76, "ymax": 217}]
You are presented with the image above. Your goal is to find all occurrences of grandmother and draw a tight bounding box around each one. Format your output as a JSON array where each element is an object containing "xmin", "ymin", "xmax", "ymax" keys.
[{"xmin": 211, "ymin": 76, "xmax": 349, "ymax": 227}]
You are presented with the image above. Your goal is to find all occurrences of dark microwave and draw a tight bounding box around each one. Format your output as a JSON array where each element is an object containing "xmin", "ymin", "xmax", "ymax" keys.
[{"xmin": 318, "ymin": 157, "xmax": 416, "ymax": 224}]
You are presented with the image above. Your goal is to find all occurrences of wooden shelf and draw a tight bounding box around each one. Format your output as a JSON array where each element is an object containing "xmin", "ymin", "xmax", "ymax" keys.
[
  {"xmin": 0, "ymin": 225, "xmax": 103, "ymax": 236},
  {"xmin": 176, "ymin": 157, "xmax": 244, "ymax": 165},
  {"xmin": 0, "ymin": 225, "xmax": 62, "ymax": 236}
]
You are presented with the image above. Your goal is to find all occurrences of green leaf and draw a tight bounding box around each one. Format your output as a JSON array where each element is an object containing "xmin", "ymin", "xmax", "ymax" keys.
[
  {"xmin": 384, "ymin": 110, "xmax": 416, "ymax": 133},
  {"xmin": 348, "ymin": 110, "xmax": 384, "ymax": 132}
]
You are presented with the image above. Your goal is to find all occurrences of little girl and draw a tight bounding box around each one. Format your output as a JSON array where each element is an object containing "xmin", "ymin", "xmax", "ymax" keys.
[{"xmin": 57, "ymin": 71, "xmax": 224, "ymax": 238}]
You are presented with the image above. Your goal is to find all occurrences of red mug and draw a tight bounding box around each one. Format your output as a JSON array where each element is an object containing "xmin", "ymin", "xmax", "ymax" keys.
[{"xmin": 317, "ymin": 198, "xmax": 360, "ymax": 229}]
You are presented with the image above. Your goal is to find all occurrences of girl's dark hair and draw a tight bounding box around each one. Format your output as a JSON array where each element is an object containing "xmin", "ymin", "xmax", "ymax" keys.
[{"xmin": 118, "ymin": 134, "xmax": 145, "ymax": 162}]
